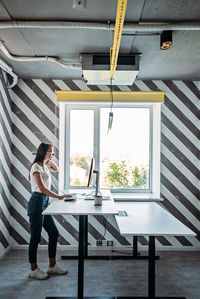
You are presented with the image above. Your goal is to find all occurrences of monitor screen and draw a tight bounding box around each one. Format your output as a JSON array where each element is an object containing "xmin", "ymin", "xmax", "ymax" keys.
[
  {"xmin": 87, "ymin": 158, "xmax": 94, "ymax": 187},
  {"xmin": 95, "ymin": 170, "xmax": 100, "ymax": 197}
]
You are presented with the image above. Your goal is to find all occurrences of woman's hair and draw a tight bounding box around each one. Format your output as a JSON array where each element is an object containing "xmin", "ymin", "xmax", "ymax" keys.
[{"xmin": 28, "ymin": 143, "xmax": 53, "ymax": 180}]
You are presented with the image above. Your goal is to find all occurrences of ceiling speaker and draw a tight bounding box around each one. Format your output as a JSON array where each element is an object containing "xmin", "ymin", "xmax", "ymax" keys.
[{"xmin": 160, "ymin": 31, "xmax": 172, "ymax": 50}]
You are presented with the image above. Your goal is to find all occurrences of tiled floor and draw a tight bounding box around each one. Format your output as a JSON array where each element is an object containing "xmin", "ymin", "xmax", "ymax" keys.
[{"xmin": 0, "ymin": 249, "xmax": 200, "ymax": 299}]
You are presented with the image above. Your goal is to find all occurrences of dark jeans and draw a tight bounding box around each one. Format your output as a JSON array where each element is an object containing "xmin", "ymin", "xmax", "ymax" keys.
[{"xmin": 27, "ymin": 192, "xmax": 59, "ymax": 264}]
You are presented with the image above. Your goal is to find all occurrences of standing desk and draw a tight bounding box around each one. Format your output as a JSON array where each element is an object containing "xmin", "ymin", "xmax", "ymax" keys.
[
  {"xmin": 115, "ymin": 202, "xmax": 196, "ymax": 299},
  {"xmin": 42, "ymin": 194, "xmax": 117, "ymax": 299}
]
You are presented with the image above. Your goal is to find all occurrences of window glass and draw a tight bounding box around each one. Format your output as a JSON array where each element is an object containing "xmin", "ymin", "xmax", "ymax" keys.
[
  {"xmin": 69, "ymin": 110, "xmax": 94, "ymax": 186},
  {"xmin": 100, "ymin": 108, "xmax": 150, "ymax": 190}
]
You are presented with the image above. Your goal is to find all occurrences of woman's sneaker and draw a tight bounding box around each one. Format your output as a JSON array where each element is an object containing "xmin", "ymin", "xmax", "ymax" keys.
[
  {"xmin": 47, "ymin": 264, "xmax": 68, "ymax": 275},
  {"xmin": 28, "ymin": 267, "xmax": 49, "ymax": 280}
]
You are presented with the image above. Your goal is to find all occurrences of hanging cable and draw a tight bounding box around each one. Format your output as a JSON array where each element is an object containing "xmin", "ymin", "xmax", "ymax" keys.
[
  {"xmin": 110, "ymin": 77, "xmax": 114, "ymax": 112},
  {"xmin": 107, "ymin": 77, "xmax": 114, "ymax": 133}
]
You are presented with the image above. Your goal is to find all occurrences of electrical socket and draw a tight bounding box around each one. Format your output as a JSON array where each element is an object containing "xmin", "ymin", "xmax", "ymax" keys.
[
  {"xmin": 96, "ymin": 240, "xmax": 113, "ymax": 247},
  {"xmin": 107, "ymin": 240, "xmax": 113, "ymax": 247},
  {"xmin": 102, "ymin": 240, "xmax": 107, "ymax": 246},
  {"xmin": 96, "ymin": 240, "xmax": 102, "ymax": 246}
]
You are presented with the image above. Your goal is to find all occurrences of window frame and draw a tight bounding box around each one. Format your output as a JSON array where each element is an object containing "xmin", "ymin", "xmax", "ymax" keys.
[
  {"xmin": 59, "ymin": 102, "xmax": 160, "ymax": 198},
  {"xmin": 65, "ymin": 106, "xmax": 98, "ymax": 189}
]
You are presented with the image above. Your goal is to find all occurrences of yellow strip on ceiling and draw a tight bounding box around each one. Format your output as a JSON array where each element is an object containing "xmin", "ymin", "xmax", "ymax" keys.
[
  {"xmin": 110, "ymin": 0, "xmax": 128, "ymax": 79},
  {"xmin": 56, "ymin": 91, "xmax": 165, "ymax": 102}
]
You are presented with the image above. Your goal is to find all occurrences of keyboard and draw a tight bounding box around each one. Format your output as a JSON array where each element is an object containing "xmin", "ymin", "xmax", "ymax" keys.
[
  {"xmin": 64, "ymin": 193, "xmax": 78, "ymax": 201},
  {"xmin": 64, "ymin": 197, "xmax": 76, "ymax": 201},
  {"xmin": 69, "ymin": 193, "xmax": 78, "ymax": 198}
]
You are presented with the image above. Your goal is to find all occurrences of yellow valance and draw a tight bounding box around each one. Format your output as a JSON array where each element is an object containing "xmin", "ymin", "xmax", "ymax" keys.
[{"xmin": 56, "ymin": 91, "xmax": 165, "ymax": 103}]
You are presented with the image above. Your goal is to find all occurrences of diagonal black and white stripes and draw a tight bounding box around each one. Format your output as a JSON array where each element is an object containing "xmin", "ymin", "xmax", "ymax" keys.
[
  {"xmin": 7, "ymin": 78, "xmax": 200, "ymax": 250},
  {"xmin": 133, "ymin": 80, "xmax": 199, "ymax": 247},
  {"xmin": 0, "ymin": 70, "xmax": 13, "ymax": 257},
  {"xmin": 159, "ymin": 81, "xmax": 199, "ymax": 246}
]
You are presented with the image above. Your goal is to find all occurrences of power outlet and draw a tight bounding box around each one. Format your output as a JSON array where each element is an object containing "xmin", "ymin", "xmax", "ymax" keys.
[
  {"xmin": 96, "ymin": 240, "xmax": 102, "ymax": 246},
  {"xmin": 107, "ymin": 240, "xmax": 113, "ymax": 247},
  {"xmin": 102, "ymin": 240, "xmax": 107, "ymax": 247}
]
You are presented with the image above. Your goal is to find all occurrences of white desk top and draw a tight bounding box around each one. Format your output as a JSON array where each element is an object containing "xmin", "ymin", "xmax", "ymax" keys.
[
  {"xmin": 115, "ymin": 202, "xmax": 196, "ymax": 237},
  {"xmin": 43, "ymin": 193, "xmax": 117, "ymax": 216}
]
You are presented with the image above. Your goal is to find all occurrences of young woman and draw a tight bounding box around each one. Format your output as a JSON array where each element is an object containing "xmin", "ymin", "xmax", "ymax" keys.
[{"xmin": 28, "ymin": 142, "xmax": 71, "ymax": 280}]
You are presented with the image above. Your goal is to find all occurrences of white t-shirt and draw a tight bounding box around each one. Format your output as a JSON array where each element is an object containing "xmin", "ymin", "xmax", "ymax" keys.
[{"xmin": 30, "ymin": 162, "xmax": 51, "ymax": 193}]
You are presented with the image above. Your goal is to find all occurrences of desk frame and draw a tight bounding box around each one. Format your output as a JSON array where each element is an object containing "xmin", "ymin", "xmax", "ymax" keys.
[
  {"xmin": 61, "ymin": 215, "xmax": 159, "ymax": 261},
  {"xmin": 45, "ymin": 198, "xmax": 191, "ymax": 299},
  {"xmin": 47, "ymin": 217, "xmax": 184, "ymax": 299},
  {"xmin": 77, "ymin": 224, "xmax": 185, "ymax": 299}
]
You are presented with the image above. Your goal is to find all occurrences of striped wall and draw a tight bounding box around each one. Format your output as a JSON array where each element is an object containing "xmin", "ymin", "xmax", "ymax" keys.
[
  {"xmin": 0, "ymin": 70, "xmax": 13, "ymax": 258},
  {"xmin": 8, "ymin": 78, "xmax": 200, "ymax": 250}
]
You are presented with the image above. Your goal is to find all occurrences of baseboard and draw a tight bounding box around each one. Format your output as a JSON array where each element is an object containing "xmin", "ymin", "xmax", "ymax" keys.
[{"xmin": 10, "ymin": 244, "xmax": 200, "ymax": 251}]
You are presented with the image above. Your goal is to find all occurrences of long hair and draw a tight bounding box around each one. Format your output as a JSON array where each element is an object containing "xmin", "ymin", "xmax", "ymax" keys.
[{"xmin": 28, "ymin": 143, "xmax": 53, "ymax": 181}]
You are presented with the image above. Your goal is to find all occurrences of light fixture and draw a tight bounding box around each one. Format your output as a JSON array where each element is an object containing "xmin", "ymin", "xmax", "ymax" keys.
[
  {"xmin": 160, "ymin": 31, "xmax": 172, "ymax": 50},
  {"xmin": 107, "ymin": 112, "xmax": 113, "ymax": 133}
]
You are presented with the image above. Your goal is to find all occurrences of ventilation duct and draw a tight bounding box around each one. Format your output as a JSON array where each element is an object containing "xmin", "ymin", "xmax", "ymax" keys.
[{"xmin": 82, "ymin": 54, "xmax": 140, "ymax": 85}]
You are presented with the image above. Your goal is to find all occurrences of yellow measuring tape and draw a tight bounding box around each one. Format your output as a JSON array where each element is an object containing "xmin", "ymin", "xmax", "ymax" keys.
[{"xmin": 110, "ymin": 0, "xmax": 128, "ymax": 79}]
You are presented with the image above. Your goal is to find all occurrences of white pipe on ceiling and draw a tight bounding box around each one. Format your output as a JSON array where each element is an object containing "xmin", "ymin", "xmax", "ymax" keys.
[
  {"xmin": 0, "ymin": 20, "xmax": 199, "ymax": 77},
  {"xmin": 0, "ymin": 21, "xmax": 200, "ymax": 31},
  {"xmin": 0, "ymin": 41, "xmax": 82, "ymax": 70},
  {"xmin": 0, "ymin": 58, "xmax": 18, "ymax": 88}
]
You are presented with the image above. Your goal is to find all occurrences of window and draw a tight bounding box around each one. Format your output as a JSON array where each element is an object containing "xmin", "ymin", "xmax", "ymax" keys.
[
  {"xmin": 60, "ymin": 103, "xmax": 160, "ymax": 197},
  {"xmin": 68, "ymin": 107, "xmax": 150, "ymax": 190}
]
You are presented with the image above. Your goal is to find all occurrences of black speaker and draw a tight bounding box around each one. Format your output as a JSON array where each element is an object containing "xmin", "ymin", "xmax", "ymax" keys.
[{"xmin": 160, "ymin": 31, "xmax": 172, "ymax": 50}]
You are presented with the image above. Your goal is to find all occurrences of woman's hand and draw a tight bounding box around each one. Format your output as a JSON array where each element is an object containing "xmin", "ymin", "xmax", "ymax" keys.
[
  {"xmin": 58, "ymin": 194, "xmax": 72, "ymax": 200},
  {"xmin": 48, "ymin": 160, "xmax": 59, "ymax": 172}
]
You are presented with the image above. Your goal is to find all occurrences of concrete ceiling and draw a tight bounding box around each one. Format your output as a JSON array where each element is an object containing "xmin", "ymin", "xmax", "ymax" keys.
[{"xmin": 0, "ymin": 0, "xmax": 200, "ymax": 80}]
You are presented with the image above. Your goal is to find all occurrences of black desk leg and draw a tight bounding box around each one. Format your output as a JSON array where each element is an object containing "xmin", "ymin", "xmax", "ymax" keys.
[
  {"xmin": 148, "ymin": 236, "xmax": 155, "ymax": 298},
  {"xmin": 133, "ymin": 236, "xmax": 138, "ymax": 257},
  {"xmin": 78, "ymin": 215, "xmax": 85, "ymax": 299},
  {"xmin": 84, "ymin": 215, "xmax": 88, "ymax": 257}
]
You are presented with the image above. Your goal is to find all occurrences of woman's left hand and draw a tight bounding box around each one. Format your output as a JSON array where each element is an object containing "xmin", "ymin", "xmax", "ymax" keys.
[{"xmin": 48, "ymin": 160, "xmax": 59, "ymax": 172}]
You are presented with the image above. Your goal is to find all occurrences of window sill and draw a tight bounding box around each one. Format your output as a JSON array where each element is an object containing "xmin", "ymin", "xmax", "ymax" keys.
[{"xmin": 111, "ymin": 193, "xmax": 163, "ymax": 202}]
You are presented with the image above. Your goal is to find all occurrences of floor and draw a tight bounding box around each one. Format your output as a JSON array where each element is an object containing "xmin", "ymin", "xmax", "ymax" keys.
[{"xmin": 0, "ymin": 249, "xmax": 200, "ymax": 299}]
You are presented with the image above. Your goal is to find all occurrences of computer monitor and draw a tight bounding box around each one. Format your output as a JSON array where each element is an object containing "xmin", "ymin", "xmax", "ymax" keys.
[
  {"xmin": 94, "ymin": 170, "xmax": 100, "ymax": 197},
  {"xmin": 87, "ymin": 158, "xmax": 100, "ymax": 197},
  {"xmin": 87, "ymin": 158, "xmax": 94, "ymax": 188}
]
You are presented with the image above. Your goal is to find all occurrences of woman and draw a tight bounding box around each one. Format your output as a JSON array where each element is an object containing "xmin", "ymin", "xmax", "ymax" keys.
[{"xmin": 28, "ymin": 142, "xmax": 70, "ymax": 280}]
